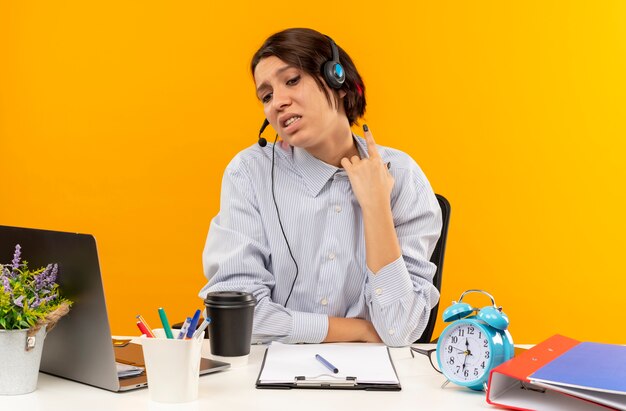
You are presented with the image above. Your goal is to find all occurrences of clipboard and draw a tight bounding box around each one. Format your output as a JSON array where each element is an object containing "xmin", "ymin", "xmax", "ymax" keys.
[{"xmin": 255, "ymin": 342, "xmax": 401, "ymax": 391}]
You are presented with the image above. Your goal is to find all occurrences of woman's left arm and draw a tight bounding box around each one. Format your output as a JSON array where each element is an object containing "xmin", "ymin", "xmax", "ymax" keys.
[{"xmin": 341, "ymin": 126, "xmax": 442, "ymax": 347}]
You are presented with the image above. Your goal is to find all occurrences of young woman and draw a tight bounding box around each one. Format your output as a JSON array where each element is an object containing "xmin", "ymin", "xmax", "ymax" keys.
[{"xmin": 199, "ymin": 28, "xmax": 442, "ymax": 347}]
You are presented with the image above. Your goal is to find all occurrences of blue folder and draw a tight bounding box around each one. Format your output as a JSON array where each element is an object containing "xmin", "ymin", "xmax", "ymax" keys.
[{"xmin": 530, "ymin": 342, "xmax": 626, "ymax": 394}]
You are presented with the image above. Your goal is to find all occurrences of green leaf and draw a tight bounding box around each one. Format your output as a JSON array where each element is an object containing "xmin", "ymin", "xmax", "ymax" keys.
[{"xmin": 1, "ymin": 246, "xmax": 73, "ymax": 329}]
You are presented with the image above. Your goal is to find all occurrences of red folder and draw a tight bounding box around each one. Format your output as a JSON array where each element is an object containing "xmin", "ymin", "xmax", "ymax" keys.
[{"xmin": 486, "ymin": 335, "xmax": 617, "ymax": 411}]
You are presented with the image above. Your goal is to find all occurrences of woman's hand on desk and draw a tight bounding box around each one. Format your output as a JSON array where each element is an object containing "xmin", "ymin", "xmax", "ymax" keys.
[
  {"xmin": 324, "ymin": 317, "xmax": 383, "ymax": 343},
  {"xmin": 359, "ymin": 319, "xmax": 384, "ymax": 343}
]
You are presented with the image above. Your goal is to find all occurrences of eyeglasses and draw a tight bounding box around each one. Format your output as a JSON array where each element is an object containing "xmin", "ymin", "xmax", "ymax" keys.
[{"xmin": 410, "ymin": 347, "xmax": 442, "ymax": 374}]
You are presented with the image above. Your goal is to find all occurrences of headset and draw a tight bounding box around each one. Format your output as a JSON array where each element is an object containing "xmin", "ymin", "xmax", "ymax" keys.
[
  {"xmin": 256, "ymin": 35, "xmax": 345, "ymax": 307},
  {"xmin": 322, "ymin": 36, "xmax": 346, "ymax": 90}
]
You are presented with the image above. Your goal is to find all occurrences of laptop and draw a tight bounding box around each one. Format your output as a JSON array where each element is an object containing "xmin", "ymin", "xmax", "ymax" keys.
[{"xmin": 0, "ymin": 225, "xmax": 229, "ymax": 392}]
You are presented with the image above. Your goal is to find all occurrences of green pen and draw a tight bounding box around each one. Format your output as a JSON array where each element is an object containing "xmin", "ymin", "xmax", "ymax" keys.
[{"xmin": 158, "ymin": 307, "xmax": 174, "ymax": 339}]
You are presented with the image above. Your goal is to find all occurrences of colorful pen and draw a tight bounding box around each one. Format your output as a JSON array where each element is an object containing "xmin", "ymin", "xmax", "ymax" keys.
[
  {"xmin": 157, "ymin": 307, "xmax": 174, "ymax": 339},
  {"xmin": 136, "ymin": 314, "xmax": 155, "ymax": 338},
  {"xmin": 192, "ymin": 317, "xmax": 211, "ymax": 339},
  {"xmin": 136, "ymin": 320, "xmax": 154, "ymax": 338},
  {"xmin": 177, "ymin": 317, "xmax": 191, "ymax": 340},
  {"xmin": 315, "ymin": 354, "xmax": 339, "ymax": 374},
  {"xmin": 186, "ymin": 309, "xmax": 201, "ymax": 340}
]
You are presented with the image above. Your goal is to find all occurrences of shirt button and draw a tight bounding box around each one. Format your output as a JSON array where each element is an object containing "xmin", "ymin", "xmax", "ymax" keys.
[
  {"xmin": 375, "ymin": 288, "xmax": 383, "ymax": 295},
  {"xmin": 321, "ymin": 298, "xmax": 328, "ymax": 306},
  {"xmin": 328, "ymin": 252, "xmax": 336, "ymax": 260},
  {"xmin": 388, "ymin": 329, "xmax": 395, "ymax": 335},
  {"xmin": 334, "ymin": 205, "xmax": 342, "ymax": 213}
]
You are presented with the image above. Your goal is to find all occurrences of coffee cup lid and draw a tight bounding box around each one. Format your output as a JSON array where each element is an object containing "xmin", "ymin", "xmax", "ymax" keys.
[{"xmin": 204, "ymin": 291, "xmax": 256, "ymax": 307}]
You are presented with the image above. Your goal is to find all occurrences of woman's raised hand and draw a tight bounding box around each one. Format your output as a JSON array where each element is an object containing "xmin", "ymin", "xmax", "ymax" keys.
[{"xmin": 340, "ymin": 125, "xmax": 394, "ymax": 210}]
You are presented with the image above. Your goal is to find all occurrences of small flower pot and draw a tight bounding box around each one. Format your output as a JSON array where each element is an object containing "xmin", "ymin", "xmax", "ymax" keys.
[{"xmin": 0, "ymin": 326, "xmax": 47, "ymax": 395}]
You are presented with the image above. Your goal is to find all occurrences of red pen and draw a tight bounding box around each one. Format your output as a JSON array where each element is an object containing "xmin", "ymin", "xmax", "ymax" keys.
[
  {"xmin": 136, "ymin": 314, "xmax": 156, "ymax": 338},
  {"xmin": 136, "ymin": 320, "xmax": 154, "ymax": 338}
]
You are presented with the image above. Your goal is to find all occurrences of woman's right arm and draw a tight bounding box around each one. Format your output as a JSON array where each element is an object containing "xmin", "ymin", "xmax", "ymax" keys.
[{"xmin": 199, "ymin": 160, "xmax": 329, "ymax": 344}]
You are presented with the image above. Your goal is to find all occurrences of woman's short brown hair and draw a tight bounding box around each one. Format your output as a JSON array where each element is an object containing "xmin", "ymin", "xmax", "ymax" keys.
[{"xmin": 251, "ymin": 28, "xmax": 366, "ymax": 126}]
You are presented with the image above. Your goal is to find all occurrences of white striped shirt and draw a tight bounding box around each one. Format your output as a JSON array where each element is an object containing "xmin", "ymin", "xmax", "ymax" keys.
[{"xmin": 199, "ymin": 135, "xmax": 442, "ymax": 347}]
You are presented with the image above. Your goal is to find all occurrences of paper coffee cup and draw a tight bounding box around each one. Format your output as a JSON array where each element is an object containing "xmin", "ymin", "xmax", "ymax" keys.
[{"xmin": 204, "ymin": 291, "xmax": 255, "ymax": 361}]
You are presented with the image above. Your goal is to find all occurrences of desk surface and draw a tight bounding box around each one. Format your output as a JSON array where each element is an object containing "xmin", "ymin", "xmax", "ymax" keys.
[{"xmin": 0, "ymin": 342, "xmax": 497, "ymax": 411}]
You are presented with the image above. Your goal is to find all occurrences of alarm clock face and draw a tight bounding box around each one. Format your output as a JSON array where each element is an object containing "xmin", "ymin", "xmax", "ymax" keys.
[{"xmin": 437, "ymin": 321, "xmax": 492, "ymax": 385}]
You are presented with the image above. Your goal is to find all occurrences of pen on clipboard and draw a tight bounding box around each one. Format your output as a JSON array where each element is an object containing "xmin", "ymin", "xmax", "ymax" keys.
[
  {"xmin": 315, "ymin": 354, "xmax": 339, "ymax": 374},
  {"xmin": 136, "ymin": 314, "xmax": 155, "ymax": 338}
]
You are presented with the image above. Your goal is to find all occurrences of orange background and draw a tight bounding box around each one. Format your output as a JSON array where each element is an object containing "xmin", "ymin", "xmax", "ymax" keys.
[{"xmin": 1, "ymin": 1, "xmax": 625, "ymax": 343}]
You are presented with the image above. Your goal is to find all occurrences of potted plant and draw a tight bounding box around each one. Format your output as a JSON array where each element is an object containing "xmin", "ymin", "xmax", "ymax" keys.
[{"xmin": 0, "ymin": 244, "xmax": 72, "ymax": 395}]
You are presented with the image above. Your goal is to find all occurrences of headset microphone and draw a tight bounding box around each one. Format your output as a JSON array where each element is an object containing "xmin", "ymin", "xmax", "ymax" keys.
[{"xmin": 258, "ymin": 119, "xmax": 269, "ymax": 147}]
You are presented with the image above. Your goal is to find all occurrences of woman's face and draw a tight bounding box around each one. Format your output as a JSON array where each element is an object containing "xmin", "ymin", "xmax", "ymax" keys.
[{"xmin": 254, "ymin": 56, "xmax": 347, "ymax": 150}]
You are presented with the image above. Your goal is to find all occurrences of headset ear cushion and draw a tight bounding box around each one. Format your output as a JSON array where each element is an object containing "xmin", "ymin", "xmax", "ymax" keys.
[
  {"xmin": 477, "ymin": 306, "xmax": 510, "ymax": 330},
  {"xmin": 323, "ymin": 61, "xmax": 345, "ymax": 89}
]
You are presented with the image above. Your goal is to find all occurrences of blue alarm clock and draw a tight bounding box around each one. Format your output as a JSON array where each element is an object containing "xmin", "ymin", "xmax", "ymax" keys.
[{"xmin": 436, "ymin": 289, "xmax": 514, "ymax": 391}]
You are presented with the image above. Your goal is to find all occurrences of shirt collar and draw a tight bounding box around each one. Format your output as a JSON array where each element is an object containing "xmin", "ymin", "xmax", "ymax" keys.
[{"xmin": 292, "ymin": 135, "xmax": 369, "ymax": 197}]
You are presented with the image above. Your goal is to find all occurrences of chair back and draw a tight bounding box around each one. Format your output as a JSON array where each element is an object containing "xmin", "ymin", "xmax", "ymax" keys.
[{"xmin": 415, "ymin": 193, "xmax": 451, "ymax": 343}]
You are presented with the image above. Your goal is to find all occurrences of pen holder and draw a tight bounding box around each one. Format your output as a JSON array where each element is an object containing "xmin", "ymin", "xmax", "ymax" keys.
[{"xmin": 140, "ymin": 330, "xmax": 203, "ymax": 403}]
